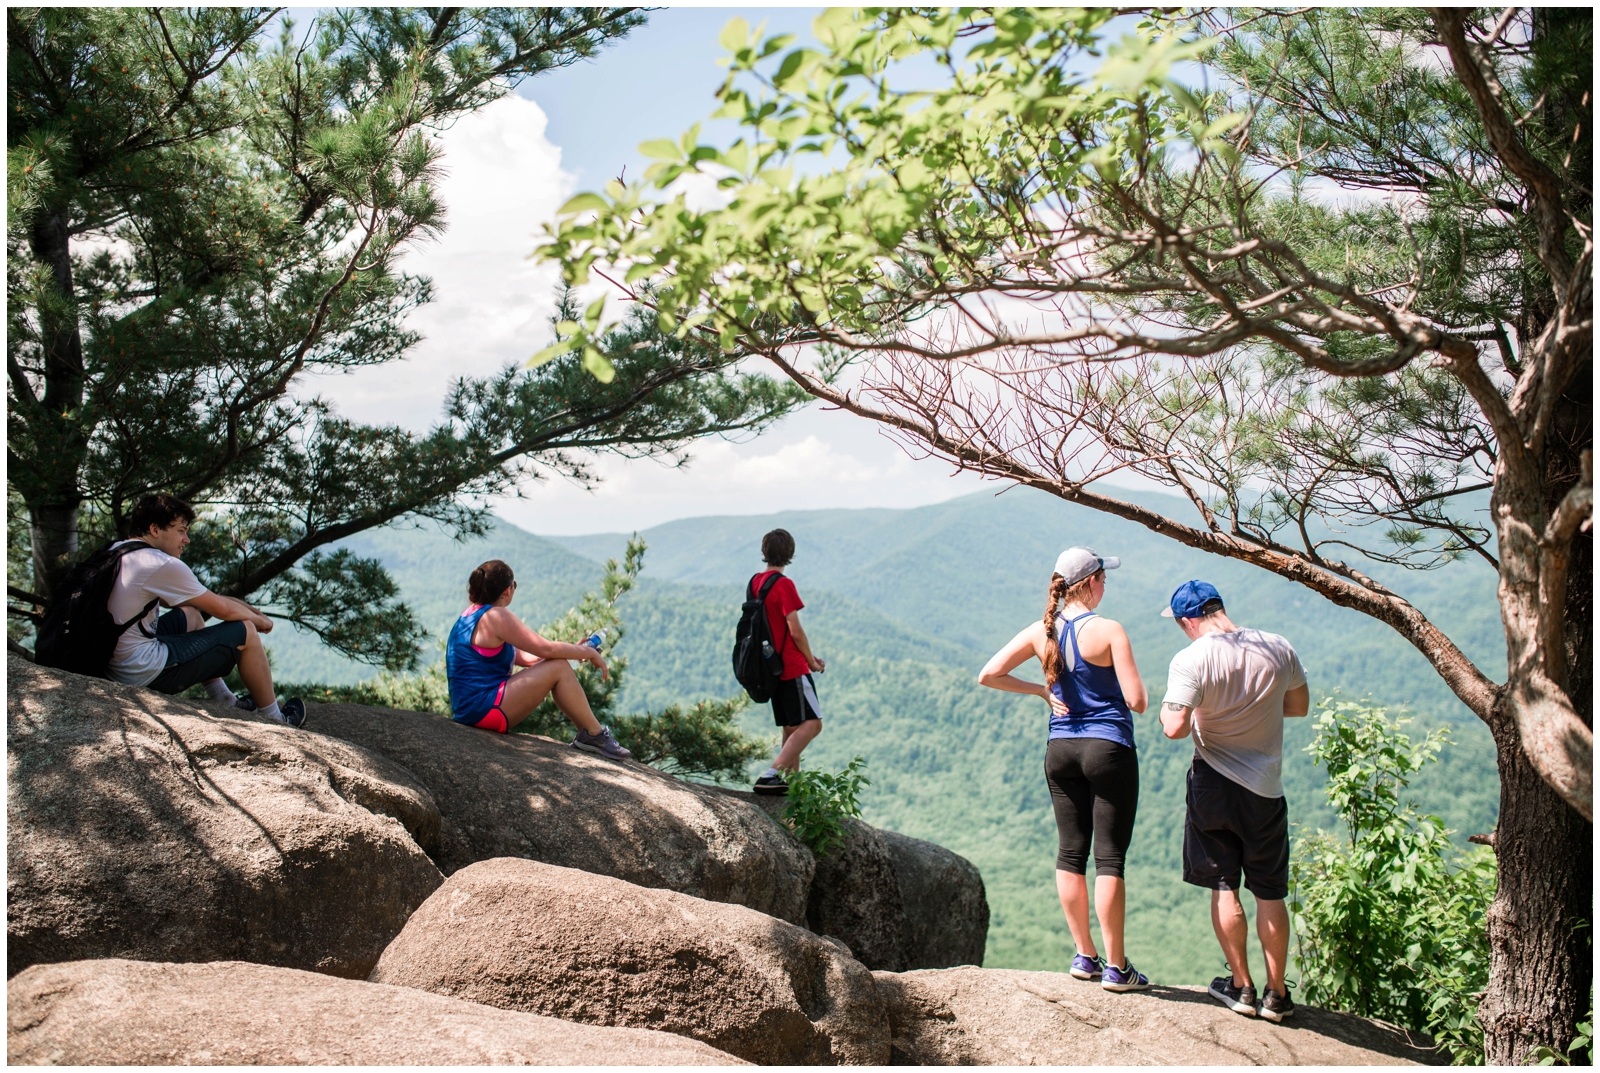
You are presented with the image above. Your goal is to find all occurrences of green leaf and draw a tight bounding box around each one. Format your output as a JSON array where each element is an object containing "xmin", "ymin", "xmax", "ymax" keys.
[
  {"xmin": 582, "ymin": 344, "xmax": 616, "ymax": 383},
  {"xmin": 718, "ymin": 16, "xmax": 749, "ymax": 52},
  {"xmin": 639, "ymin": 139, "xmax": 684, "ymax": 162},
  {"xmin": 528, "ymin": 338, "xmax": 576, "ymax": 367},
  {"xmin": 584, "ymin": 295, "xmax": 606, "ymax": 329},
  {"xmin": 557, "ymin": 192, "xmax": 609, "ymax": 216}
]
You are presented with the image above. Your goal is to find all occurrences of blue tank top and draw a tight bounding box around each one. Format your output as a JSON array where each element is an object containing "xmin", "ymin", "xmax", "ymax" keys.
[
  {"xmin": 1048, "ymin": 611, "xmax": 1135, "ymax": 748},
  {"xmin": 446, "ymin": 605, "xmax": 516, "ymax": 719}
]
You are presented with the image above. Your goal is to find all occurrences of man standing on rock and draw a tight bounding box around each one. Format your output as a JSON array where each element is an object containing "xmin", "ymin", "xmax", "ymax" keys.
[
  {"xmin": 750, "ymin": 529, "xmax": 826, "ymax": 796},
  {"xmin": 105, "ymin": 494, "xmax": 306, "ymax": 727},
  {"xmin": 1159, "ymin": 580, "xmax": 1308, "ymax": 1023}
]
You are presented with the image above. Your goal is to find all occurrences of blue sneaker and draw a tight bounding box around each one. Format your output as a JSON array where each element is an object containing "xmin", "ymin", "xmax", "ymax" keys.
[
  {"xmin": 1102, "ymin": 959, "xmax": 1150, "ymax": 992},
  {"xmin": 1070, "ymin": 953, "xmax": 1105, "ymax": 980}
]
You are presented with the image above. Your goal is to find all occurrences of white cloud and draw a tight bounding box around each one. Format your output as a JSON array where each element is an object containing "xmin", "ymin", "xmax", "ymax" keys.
[{"xmin": 305, "ymin": 94, "xmax": 573, "ymax": 430}]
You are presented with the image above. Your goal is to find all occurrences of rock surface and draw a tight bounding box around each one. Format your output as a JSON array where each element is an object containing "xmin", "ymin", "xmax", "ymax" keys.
[
  {"xmin": 370, "ymin": 857, "xmax": 890, "ymax": 1065},
  {"xmin": 874, "ymin": 967, "xmax": 1446, "ymax": 1066},
  {"xmin": 751, "ymin": 796, "xmax": 988, "ymax": 972},
  {"xmin": 7, "ymin": 663, "xmax": 443, "ymax": 979},
  {"xmin": 881, "ymin": 829, "xmax": 989, "ymax": 970},
  {"xmin": 309, "ymin": 700, "xmax": 815, "ymax": 923},
  {"xmin": 7, "ymin": 958, "xmax": 743, "ymax": 1065}
]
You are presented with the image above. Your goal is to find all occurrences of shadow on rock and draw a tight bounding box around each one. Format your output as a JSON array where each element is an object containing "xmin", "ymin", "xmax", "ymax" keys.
[{"xmin": 7, "ymin": 663, "xmax": 443, "ymax": 979}]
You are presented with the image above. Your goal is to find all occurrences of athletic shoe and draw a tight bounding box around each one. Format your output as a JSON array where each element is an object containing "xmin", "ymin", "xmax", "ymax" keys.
[
  {"xmin": 753, "ymin": 773, "xmax": 789, "ymax": 796},
  {"xmin": 1102, "ymin": 959, "xmax": 1150, "ymax": 992},
  {"xmin": 1069, "ymin": 953, "xmax": 1106, "ymax": 980},
  {"xmin": 233, "ymin": 694, "xmax": 257, "ymax": 712},
  {"xmin": 1208, "ymin": 972, "xmax": 1257, "ymax": 1016},
  {"xmin": 573, "ymin": 725, "xmax": 631, "ymax": 761},
  {"xmin": 1259, "ymin": 986, "xmax": 1295, "ymax": 1023},
  {"xmin": 281, "ymin": 698, "xmax": 307, "ymax": 729}
]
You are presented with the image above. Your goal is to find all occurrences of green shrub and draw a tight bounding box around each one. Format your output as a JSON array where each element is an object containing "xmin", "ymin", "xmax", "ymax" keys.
[
  {"xmin": 782, "ymin": 756, "xmax": 869, "ymax": 856},
  {"xmin": 610, "ymin": 697, "xmax": 772, "ymax": 783},
  {"xmin": 1290, "ymin": 699, "xmax": 1494, "ymax": 1065}
]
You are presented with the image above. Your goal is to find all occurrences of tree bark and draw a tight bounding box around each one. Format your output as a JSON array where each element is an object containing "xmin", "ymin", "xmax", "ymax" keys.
[
  {"xmin": 1479, "ymin": 710, "xmax": 1592, "ymax": 1064},
  {"xmin": 24, "ymin": 210, "xmax": 87, "ymax": 598}
]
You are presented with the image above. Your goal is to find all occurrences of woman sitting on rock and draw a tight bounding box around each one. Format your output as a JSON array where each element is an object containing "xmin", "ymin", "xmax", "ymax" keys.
[
  {"xmin": 978, "ymin": 547, "xmax": 1149, "ymax": 992},
  {"xmin": 445, "ymin": 559, "xmax": 631, "ymax": 760}
]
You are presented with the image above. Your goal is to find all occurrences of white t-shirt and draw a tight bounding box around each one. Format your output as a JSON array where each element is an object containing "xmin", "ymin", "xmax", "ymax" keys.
[
  {"xmin": 1163, "ymin": 628, "xmax": 1307, "ymax": 799},
  {"xmin": 106, "ymin": 542, "xmax": 208, "ymax": 686}
]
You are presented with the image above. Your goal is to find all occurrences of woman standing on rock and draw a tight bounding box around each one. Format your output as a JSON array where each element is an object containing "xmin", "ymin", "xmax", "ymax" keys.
[
  {"xmin": 978, "ymin": 547, "xmax": 1150, "ymax": 992},
  {"xmin": 445, "ymin": 559, "xmax": 630, "ymax": 760}
]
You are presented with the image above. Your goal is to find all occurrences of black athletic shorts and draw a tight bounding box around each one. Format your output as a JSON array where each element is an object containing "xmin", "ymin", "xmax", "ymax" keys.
[
  {"xmin": 1045, "ymin": 736, "xmax": 1139, "ymax": 877},
  {"xmin": 771, "ymin": 673, "xmax": 822, "ymax": 727},
  {"xmin": 147, "ymin": 609, "xmax": 247, "ymax": 696},
  {"xmin": 1182, "ymin": 754, "xmax": 1290, "ymax": 901}
]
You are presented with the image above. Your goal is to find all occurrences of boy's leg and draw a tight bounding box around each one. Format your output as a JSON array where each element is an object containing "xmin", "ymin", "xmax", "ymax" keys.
[
  {"xmin": 771, "ymin": 717, "xmax": 821, "ymax": 771},
  {"xmin": 496, "ymin": 659, "xmax": 601, "ymax": 734},
  {"xmin": 233, "ymin": 621, "xmax": 277, "ymax": 708}
]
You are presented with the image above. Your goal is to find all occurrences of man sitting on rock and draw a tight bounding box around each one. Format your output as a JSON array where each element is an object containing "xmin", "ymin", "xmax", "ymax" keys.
[
  {"xmin": 1159, "ymin": 580, "xmax": 1308, "ymax": 1023},
  {"xmin": 107, "ymin": 494, "xmax": 305, "ymax": 727}
]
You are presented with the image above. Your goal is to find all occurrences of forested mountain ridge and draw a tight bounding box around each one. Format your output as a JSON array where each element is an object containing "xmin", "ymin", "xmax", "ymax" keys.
[{"xmin": 264, "ymin": 486, "xmax": 1503, "ymax": 982}]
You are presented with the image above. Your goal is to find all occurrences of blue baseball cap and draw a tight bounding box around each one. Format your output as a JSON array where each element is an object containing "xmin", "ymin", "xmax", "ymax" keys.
[{"xmin": 1162, "ymin": 580, "xmax": 1224, "ymax": 619}]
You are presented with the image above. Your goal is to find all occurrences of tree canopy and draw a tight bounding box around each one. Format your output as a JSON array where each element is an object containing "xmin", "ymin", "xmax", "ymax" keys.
[
  {"xmin": 7, "ymin": 7, "xmax": 806, "ymax": 668},
  {"xmin": 539, "ymin": 8, "xmax": 1590, "ymax": 1061}
]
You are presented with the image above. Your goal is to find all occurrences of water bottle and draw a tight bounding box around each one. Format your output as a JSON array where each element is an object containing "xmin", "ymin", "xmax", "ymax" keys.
[{"xmin": 583, "ymin": 629, "xmax": 606, "ymax": 649}]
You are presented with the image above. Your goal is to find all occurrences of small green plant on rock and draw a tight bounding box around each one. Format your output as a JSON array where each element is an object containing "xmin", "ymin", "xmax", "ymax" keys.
[
  {"xmin": 1291, "ymin": 699, "xmax": 1495, "ymax": 1065},
  {"xmin": 782, "ymin": 756, "xmax": 869, "ymax": 857}
]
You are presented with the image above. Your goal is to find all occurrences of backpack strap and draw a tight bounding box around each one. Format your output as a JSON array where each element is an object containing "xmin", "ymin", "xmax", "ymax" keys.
[{"xmin": 750, "ymin": 571, "xmax": 792, "ymax": 654}]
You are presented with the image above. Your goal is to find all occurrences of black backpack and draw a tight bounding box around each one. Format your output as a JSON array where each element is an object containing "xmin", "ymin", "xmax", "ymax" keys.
[
  {"xmin": 732, "ymin": 572, "xmax": 789, "ymax": 703},
  {"xmin": 33, "ymin": 540, "xmax": 158, "ymax": 678}
]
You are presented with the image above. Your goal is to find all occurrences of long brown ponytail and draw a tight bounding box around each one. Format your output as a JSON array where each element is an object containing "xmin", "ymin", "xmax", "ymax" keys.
[{"xmin": 1041, "ymin": 569, "xmax": 1103, "ymax": 688}]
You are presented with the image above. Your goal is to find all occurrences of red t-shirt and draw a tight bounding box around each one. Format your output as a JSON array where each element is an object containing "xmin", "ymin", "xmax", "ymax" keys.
[{"xmin": 751, "ymin": 570, "xmax": 809, "ymax": 680}]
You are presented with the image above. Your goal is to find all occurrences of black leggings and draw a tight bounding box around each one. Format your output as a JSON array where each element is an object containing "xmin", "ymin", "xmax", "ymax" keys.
[{"xmin": 1045, "ymin": 737, "xmax": 1139, "ymax": 877}]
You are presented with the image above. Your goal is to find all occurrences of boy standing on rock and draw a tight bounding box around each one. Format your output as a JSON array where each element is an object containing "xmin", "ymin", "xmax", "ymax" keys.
[
  {"xmin": 1159, "ymin": 580, "xmax": 1308, "ymax": 1023},
  {"xmin": 750, "ymin": 529, "xmax": 826, "ymax": 796}
]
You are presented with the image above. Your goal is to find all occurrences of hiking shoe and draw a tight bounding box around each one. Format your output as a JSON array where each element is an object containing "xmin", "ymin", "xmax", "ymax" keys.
[
  {"xmin": 573, "ymin": 725, "xmax": 631, "ymax": 761},
  {"xmin": 1102, "ymin": 959, "xmax": 1150, "ymax": 992},
  {"xmin": 753, "ymin": 773, "xmax": 789, "ymax": 796},
  {"xmin": 1069, "ymin": 953, "xmax": 1106, "ymax": 981},
  {"xmin": 233, "ymin": 694, "xmax": 257, "ymax": 712},
  {"xmin": 281, "ymin": 698, "xmax": 307, "ymax": 729},
  {"xmin": 1259, "ymin": 986, "xmax": 1295, "ymax": 1023},
  {"xmin": 1209, "ymin": 973, "xmax": 1257, "ymax": 1016}
]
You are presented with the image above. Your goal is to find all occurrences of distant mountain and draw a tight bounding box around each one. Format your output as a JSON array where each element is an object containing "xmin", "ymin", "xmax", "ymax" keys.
[{"xmin": 264, "ymin": 486, "xmax": 1503, "ymax": 983}]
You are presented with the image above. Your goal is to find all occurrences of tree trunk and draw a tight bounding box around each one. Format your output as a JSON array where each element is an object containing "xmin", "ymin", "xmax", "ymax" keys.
[
  {"xmin": 24, "ymin": 210, "xmax": 87, "ymax": 598},
  {"xmin": 1479, "ymin": 710, "xmax": 1593, "ymax": 1064}
]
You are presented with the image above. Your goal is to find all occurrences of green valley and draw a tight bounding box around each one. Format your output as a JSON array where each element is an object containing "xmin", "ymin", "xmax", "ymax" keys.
[{"xmin": 265, "ymin": 486, "xmax": 1503, "ymax": 984}]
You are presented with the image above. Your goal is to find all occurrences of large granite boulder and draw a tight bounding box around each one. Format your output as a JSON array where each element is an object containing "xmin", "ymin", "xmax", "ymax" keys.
[
  {"xmin": 881, "ymin": 829, "xmax": 989, "ymax": 969},
  {"xmin": 874, "ymin": 967, "xmax": 1447, "ymax": 1065},
  {"xmin": 7, "ymin": 662, "xmax": 443, "ymax": 979},
  {"xmin": 7, "ymin": 958, "xmax": 743, "ymax": 1065},
  {"xmin": 750, "ymin": 796, "xmax": 987, "ymax": 972},
  {"xmin": 309, "ymin": 700, "xmax": 814, "ymax": 924},
  {"xmin": 370, "ymin": 857, "xmax": 891, "ymax": 1065}
]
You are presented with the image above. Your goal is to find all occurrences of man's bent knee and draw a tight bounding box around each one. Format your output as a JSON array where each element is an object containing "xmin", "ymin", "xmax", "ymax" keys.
[{"xmin": 239, "ymin": 620, "xmax": 259, "ymax": 648}]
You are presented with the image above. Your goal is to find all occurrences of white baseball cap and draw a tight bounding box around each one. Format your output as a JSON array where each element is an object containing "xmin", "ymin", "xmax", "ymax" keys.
[{"xmin": 1054, "ymin": 547, "xmax": 1120, "ymax": 587}]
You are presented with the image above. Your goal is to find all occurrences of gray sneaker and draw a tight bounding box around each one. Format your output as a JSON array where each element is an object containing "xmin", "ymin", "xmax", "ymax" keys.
[{"xmin": 573, "ymin": 725, "xmax": 631, "ymax": 761}]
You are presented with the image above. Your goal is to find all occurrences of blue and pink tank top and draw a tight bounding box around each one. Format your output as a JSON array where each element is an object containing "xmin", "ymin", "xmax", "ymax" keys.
[
  {"xmin": 1048, "ymin": 611, "xmax": 1135, "ymax": 749},
  {"xmin": 446, "ymin": 605, "xmax": 515, "ymax": 722}
]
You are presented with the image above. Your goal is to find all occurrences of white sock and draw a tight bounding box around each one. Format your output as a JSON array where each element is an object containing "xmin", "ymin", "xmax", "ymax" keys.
[
  {"xmin": 258, "ymin": 700, "xmax": 284, "ymax": 723},
  {"xmin": 203, "ymin": 679, "xmax": 237, "ymax": 705},
  {"xmin": 761, "ymin": 767, "xmax": 779, "ymax": 779}
]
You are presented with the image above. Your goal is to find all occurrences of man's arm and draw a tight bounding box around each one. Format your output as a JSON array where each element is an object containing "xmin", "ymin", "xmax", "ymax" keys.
[
  {"xmin": 784, "ymin": 610, "xmax": 825, "ymax": 673},
  {"xmin": 1283, "ymin": 683, "xmax": 1310, "ymax": 718},
  {"xmin": 1161, "ymin": 701, "xmax": 1193, "ymax": 740},
  {"xmin": 183, "ymin": 590, "xmax": 273, "ymax": 633}
]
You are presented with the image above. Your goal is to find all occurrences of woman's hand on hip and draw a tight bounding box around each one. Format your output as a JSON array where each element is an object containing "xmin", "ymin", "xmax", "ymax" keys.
[{"xmin": 1041, "ymin": 685, "xmax": 1070, "ymax": 717}]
